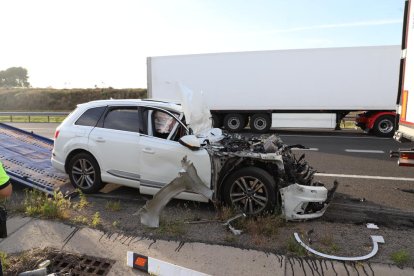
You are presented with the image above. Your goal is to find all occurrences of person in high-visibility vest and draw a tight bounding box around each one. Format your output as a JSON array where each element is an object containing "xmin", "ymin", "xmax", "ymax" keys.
[
  {"xmin": 0, "ymin": 161, "xmax": 12, "ymax": 198},
  {"xmin": 0, "ymin": 161, "xmax": 11, "ymax": 275}
]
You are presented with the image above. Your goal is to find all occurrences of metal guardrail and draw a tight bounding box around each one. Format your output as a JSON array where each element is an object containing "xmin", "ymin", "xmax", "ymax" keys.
[{"xmin": 0, "ymin": 112, "xmax": 70, "ymax": 122}]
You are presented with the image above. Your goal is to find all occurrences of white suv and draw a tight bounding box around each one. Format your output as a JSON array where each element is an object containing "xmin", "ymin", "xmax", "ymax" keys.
[{"xmin": 52, "ymin": 99, "xmax": 334, "ymax": 217}]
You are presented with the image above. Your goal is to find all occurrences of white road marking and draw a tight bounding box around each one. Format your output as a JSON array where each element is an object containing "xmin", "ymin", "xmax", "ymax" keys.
[
  {"xmin": 345, "ymin": 149, "xmax": 385, "ymax": 154},
  {"xmin": 279, "ymin": 134, "xmax": 389, "ymax": 140},
  {"xmin": 315, "ymin": 173, "xmax": 414, "ymax": 182},
  {"xmin": 291, "ymin": 148, "xmax": 319, "ymax": 151}
]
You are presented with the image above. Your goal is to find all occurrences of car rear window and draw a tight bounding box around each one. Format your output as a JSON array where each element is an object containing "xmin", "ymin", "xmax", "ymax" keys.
[
  {"xmin": 103, "ymin": 107, "xmax": 140, "ymax": 132},
  {"xmin": 75, "ymin": 106, "xmax": 106, "ymax": 126}
]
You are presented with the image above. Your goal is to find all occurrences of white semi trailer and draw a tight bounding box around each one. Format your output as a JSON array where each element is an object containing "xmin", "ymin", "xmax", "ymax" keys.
[{"xmin": 148, "ymin": 45, "xmax": 400, "ymax": 136}]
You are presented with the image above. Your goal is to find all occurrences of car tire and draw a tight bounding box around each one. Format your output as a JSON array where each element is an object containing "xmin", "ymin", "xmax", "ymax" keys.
[
  {"xmin": 373, "ymin": 115, "xmax": 395, "ymax": 137},
  {"xmin": 223, "ymin": 113, "xmax": 246, "ymax": 132},
  {"xmin": 223, "ymin": 167, "xmax": 277, "ymax": 215},
  {"xmin": 68, "ymin": 152, "xmax": 105, "ymax": 193},
  {"xmin": 250, "ymin": 113, "xmax": 271, "ymax": 133}
]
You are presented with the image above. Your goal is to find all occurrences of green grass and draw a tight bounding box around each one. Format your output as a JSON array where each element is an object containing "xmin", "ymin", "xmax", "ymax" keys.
[
  {"xmin": 72, "ymin": 215, "xmax": 89, "ymax": 225},
  {"xmin": 0, "ymin": 251, "xmax": 9, "ymax": 270},
  {"xmin": 318, "ymin": 234, "xmax": 340, "ymax": 254},
  {"xmin": 287, "ymin": 236, "xmax": 308, "ymax": 257},
  {"xmin": 390, "ymin": 250, "xmax": 411, "ymax": 266},
  {"xmin": 90, "ymin": 212, "xmax": 101, "ymax": 228},
  {"xmin": 24, "ymin": 190, "xmax": 71, "ymax": 219},
  {"xmin": 73, "ymin": 190, "xmax": 89, "ymax": 210},
  {"xmin": 112, "ymin": 220, "xmax": 120, "ymax": 228},
  {"xmin": 156, "ymin": 220, "xmax": 186, "ymax": 236},
  {"xmin": 105, "ymin": 200, "xmax": 121, "ymax": 212}
]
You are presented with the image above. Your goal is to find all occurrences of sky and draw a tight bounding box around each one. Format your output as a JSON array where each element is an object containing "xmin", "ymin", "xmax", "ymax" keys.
[{"xmin": 0, "ymin": 0, "xmax": 406, "ymax": 88}]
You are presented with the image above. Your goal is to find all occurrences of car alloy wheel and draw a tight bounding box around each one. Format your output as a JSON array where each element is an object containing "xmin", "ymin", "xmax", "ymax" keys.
[
  {"xmin": 223, "ymin": 167, "xmax": 277, "ymax": 215},
  {"xmin": 71, "ymin": 158, "xmax": 96, "ymax": 189}
]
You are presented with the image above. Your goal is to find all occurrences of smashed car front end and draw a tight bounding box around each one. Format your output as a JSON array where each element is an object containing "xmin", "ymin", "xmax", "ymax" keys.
[{"xmin": 207, "ymin": 134, "xmax": 337, "ymax": 221}]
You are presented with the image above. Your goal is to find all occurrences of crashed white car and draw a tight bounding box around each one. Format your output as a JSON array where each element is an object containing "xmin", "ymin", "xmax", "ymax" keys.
[{"xmin": 52, "ymin": 94, "xmax": 335, "ymax": 219}]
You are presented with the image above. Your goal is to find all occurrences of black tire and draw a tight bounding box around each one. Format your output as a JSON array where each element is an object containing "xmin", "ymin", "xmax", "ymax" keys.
[
  {"xmin": 223, "ymin": 167, "xmax": 277, "ymax": 215},
  {"xmin": 373, "ymin": 115, "xmax": 395, "ymax": 137},
  {"xmin": 212, "ymin": 114, "xmax": 223, "ymax": 128},
  {"xmin": 68, "ymin": 152, "xmax": 105, "ymax": 193},
  {"xmin": 250, "ymin": 113, "xmax": 271, "ymax": 133},
  {"xmin": 223, "ymin": 113, "xmax": 246, "ymax": 132}
]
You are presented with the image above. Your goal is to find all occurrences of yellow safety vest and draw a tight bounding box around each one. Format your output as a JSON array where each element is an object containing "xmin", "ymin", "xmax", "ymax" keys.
[{"xmin": 0, "ymin": 161, "xmax": 10, "ymax": 186}]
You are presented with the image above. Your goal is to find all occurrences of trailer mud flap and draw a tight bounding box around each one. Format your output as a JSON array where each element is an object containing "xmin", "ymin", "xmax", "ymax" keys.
[{"xmin": 0, "ymin": 123, "xmax": 73, "ymax": 195}]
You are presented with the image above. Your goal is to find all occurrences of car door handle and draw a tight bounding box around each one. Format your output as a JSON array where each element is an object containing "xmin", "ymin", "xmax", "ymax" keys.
[
  {"xmin": 95, "ymin": 137, "xmax": 106, "ymax": 143},
  {"xmin": 142, "ymin": 147, "xmax": 155, "ymax": 154}
]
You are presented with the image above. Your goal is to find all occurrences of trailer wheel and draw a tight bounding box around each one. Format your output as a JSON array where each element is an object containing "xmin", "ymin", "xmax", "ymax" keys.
[
  {"xmin": 223, "ymin": 113, "xmax": 246, "ymax": 132},
  {"xmin": 250, "ymin": 113, "xmax": 271, "ymax": 133},
  {"xmin": 68, "ymin": 152, "xmax": 105, "ymax": 193},
  {"xmin": 212, "ymin": 114, "xmax": 223, "ymax": 128},
  {"xmin": 223, "ymin": 167, "xmax": 277, "ymax": 215},
  {"xmin": 373, "ymin": 115, "xmax": 395, "ymax": 137}
]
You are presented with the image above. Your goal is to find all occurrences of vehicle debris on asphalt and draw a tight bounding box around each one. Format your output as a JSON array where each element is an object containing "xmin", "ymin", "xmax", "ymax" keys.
[
  {"xmin": 367, "ymin": 223, "xmax": 380, "ymax": 229},
  {"xmin": 223, "ymin": 213, "xmax": 246, "ymax": 235}
]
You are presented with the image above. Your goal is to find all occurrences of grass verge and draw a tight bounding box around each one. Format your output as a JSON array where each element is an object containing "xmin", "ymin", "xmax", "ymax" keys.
[
  {"xmin": 24, "ymin": 190, "xmax": 71, "ymax": 219},
  {"xmin": 390, "ymin": 250, "xmax": 411, "ymax": 266}
]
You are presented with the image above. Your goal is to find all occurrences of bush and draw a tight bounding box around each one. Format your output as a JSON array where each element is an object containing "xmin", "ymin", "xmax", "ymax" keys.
[
  {"xmin": 24, "ymin": 190, "xmax": 71, "ymax": 219},
  {"xmin": 0, "ymin": 88, "xmax": 147, "ymax": 111}
]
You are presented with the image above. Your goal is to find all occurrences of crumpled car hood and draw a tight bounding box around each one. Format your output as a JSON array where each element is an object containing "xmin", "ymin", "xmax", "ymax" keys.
[{"xmin": 176, "ymin": 82, "xmax": 213, "ymax": 136}]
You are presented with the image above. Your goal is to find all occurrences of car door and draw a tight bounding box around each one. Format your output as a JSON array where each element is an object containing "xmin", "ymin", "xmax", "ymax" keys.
[
  {"xmin": 138, "ymin": 107, "xmax": 211, "ymax": 190},
  {"xmin": 88, "ymin": 105, "xmax": 142, "ymax": 186}
]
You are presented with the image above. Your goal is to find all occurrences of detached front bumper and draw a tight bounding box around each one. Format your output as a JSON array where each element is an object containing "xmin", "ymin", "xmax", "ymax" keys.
[{"xmin": 280, "ymin": 182, "xmax": 338, "ymax": 221}]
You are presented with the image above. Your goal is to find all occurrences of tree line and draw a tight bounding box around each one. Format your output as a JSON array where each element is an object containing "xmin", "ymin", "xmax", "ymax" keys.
[{"xmin": 0, "ymin": 67, "xmax": 30, "ymax": 88}]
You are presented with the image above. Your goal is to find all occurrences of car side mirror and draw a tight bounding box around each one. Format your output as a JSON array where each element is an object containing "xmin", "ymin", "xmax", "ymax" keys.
[{"xmin": 179, "ymin": 135, "xmax": 201, "ymax": 151}]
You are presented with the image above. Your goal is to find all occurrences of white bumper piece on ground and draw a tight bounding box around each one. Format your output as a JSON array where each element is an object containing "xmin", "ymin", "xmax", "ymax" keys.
[{"xmin": 280, "ymin": 183, "xmax": 329, "ymax": 221}]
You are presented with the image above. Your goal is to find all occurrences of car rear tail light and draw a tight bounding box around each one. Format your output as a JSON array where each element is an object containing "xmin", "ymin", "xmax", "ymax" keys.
[{"xmin": 54, "ymin": 130, "xmax": 60, "ymax": 139}]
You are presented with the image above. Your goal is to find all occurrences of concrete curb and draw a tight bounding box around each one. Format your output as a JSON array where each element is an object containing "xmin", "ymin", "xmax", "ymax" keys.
[{"xmin": 0, "ymin": 217, "xmax": 413, "ymax": 276}]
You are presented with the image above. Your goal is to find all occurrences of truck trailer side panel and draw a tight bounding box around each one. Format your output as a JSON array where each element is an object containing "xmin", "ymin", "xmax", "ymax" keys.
[{"xmin": 148, "ymin": 46, "xmax": 400, "ymax": 111}]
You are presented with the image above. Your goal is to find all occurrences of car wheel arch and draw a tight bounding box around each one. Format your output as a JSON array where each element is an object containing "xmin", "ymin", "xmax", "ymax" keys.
[
  {"xmin": 65, "ymin": 149, "xmax": 98, "ymax": 173},
  {"xmin": 217, "ymin": 160, "xmax": 279, "ymax": 201}
]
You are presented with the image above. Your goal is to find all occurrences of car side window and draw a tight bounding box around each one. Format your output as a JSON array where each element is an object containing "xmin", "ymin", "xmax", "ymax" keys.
[
  {"xmin": 142, "ymin": 108, "xmax": 186, "ymax": 141},
  {"xmin": 103, "ymin": 107, "xmax": 141, "ymax": 133},
  {"xmin": 75, "ymin": 106, "xmax": 106, "ymax": 127}
]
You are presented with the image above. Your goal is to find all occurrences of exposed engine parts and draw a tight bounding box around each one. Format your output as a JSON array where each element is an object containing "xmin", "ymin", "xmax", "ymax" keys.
[
  {"xmin": 141, "ymin": 132, "xmax": 337, "ymax": 227},
  {"xmin": 206, "ymin": 133, "xmax": 337, "ymax": 219}
]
